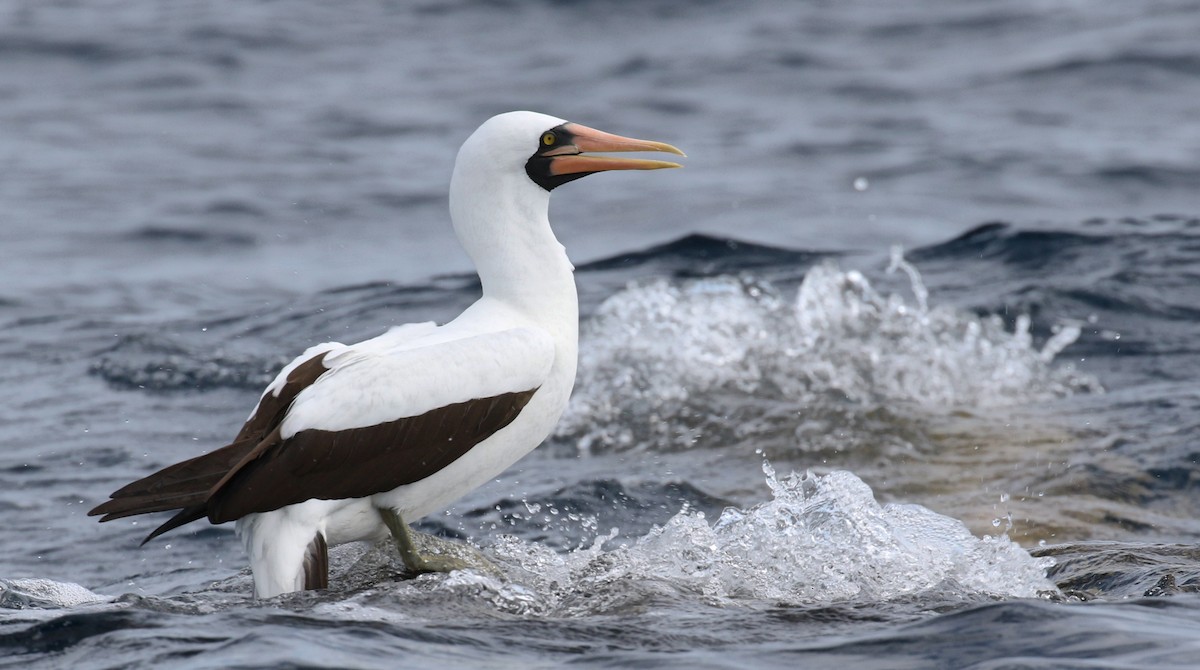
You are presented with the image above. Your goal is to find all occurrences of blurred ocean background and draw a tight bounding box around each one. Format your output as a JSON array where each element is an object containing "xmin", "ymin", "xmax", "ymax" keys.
[{"xmin": 3, "ymin": 1, "xmax": 1200, "ymax": 668}]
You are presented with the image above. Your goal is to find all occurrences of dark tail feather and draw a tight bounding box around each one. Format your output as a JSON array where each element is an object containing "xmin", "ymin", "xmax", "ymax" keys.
[
  {"xmin": 302, "ymin": 532, "xmax": 329, "ymax": 591},
  {"xmin": 89, "ymin": 438, "xmax": 260, "ymax": 542},
  {"xmin": 140, "ymin": 504, "xmax": 209, "ymax": 546},
  {"xmin": 104, "ymin": 438, "xmax": 259, "ymax": 501},
  {"xmin": 93, "ymin": 490, "xmax": 210, "ymax": 521}
]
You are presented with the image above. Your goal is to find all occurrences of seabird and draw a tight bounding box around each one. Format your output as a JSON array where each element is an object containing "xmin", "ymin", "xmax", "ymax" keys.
[{"xmin": 89, "ymin": 111, "xmax": 683, "ymax": 598}]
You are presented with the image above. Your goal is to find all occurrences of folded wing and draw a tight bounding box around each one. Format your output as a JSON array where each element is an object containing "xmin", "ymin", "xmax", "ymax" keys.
[{"xmin": 89, "ymin": 327, "xmax": 555, "ymax": 544}]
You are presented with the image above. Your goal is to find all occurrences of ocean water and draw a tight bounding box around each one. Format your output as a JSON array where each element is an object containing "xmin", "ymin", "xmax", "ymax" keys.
[{"xmin": 3, "ymin": 1, "xmax": 1200, "ymax": 668}]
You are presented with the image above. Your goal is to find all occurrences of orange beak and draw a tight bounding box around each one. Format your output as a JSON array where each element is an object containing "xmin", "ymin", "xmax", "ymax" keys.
[{"xmin": 546, "ymin": 122, "xmax": 685, "ymax": 176}]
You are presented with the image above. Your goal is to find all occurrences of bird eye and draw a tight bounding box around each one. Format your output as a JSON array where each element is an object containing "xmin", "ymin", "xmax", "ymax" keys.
[{"xmin": 541, "ymin": 132, "xmax": 556, "ymax": 146}]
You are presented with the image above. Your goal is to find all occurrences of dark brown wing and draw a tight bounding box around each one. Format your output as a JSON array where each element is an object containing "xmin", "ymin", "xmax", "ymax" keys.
[
  {"xmin": 88, "ymin": 352, "xmax": 333, "ymax": 541},
  {"xmin": 234, "ymin": 354, "xmax": 332, "ymax": 443},
  {"xmin": 91, "ymin": 344, "xmax": 540, "ymax": 546},
  {"xmin": 206, "ymin": 388, "xmax": 538, "ymax": 523}
]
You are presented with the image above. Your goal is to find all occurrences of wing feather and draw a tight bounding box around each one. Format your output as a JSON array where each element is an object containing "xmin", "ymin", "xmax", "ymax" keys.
[
  {"xmin": 88, "ymin": 352, "xmax": 332, "ymax": 524},
  {"xmin": 281, "ymin": 328, "xmax": 554, "ymax": 436},
  {"xmin": 89, "ymin": 326, "xmax": 555, "ymax": 544},
  {"xmin": 206, "ymin": 388, "xmax": 538, "ymax": 523}
]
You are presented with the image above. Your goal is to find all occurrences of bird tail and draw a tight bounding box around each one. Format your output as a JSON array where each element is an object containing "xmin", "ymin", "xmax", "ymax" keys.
[{"xmin": 88, "ymin": 437, "xmax": 260, "ymax": 543}]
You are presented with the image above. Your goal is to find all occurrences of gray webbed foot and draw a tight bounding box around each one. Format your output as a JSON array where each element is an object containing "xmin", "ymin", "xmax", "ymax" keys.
[{"xmin": 377, "ymin": 507, "xmax": 489, "ymax": 577}]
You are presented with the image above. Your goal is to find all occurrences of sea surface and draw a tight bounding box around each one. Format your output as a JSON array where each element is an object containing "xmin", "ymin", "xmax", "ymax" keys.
[{"xmin": 3, "ymin": 1, "xmax": 1200, "ymax": 668}]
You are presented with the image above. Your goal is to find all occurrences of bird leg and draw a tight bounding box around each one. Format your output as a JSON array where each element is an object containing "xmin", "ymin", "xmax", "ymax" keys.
[{"xmin": 377, "ymin": 507, "xmax": 471, "ymax": 576}]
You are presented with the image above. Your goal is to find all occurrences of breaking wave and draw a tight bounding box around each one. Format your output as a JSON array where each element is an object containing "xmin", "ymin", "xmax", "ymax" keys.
[
  {"xmin": 559, "ymin": 249, "xmax": 1100, "ymax": 453},
  {"xmin": 4, "ymin": 467, "xmax": 1054, "ymax": 617},
  {"xmin": 444, "ymin": 465, "xmax": 1055, "ymax": 615}
]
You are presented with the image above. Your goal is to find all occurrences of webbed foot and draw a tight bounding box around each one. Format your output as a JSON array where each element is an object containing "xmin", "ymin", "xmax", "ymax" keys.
[{"xmin": 377, "ymin": 507, "xmax": 478, "ymax": 576}]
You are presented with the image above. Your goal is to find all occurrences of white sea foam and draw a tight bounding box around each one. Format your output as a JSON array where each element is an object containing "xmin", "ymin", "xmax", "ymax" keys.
[
  {"xmin": 560, "ymin": 254, "xmax": 1099, "ymax": 452},
  {"xmin": 438, "ymin": 466, "xmax": 1055, "ymax": 616},
  {"xmin": 0, "ymin": 578, "xmax": 112, "ymax": 609}
]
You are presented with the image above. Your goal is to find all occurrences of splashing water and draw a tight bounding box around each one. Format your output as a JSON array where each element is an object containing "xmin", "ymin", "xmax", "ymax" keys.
[
  {"xmin": 0, "ymin": 471, "xmax": 1056, "ymax": 620},
  {"xmin": 445, "ymin": 466, "xmax": 1056, "ymax": 616},
  {"xmin": 559, "ymin": 254, "xmax": 1099, "ymax": 452},
  {"xmin": 0, "ymin": 578, "xmax": 111, "ymax": 609}
]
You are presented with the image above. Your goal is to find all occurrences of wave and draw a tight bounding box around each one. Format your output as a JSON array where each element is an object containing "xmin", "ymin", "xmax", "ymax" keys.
[
  {"xmin": 1017, "ymin": 51, "xmax": 1200, "ymax": 80},
  {"xmin": 559, "ymin": 248, "xmax": 1099, "ymax": 453},
  {"xmin": 576, "ymin": 233, "xmax": 831, "ymax": 279},
  {"xmin": 88, "ymin": 333, "xmax": 283, "ymax": 392},
  {"xmin": 118, "ymin": 225, "xmax": 257, "ymax": 247},
  {"xmin": 468, "ymin": 466, "xmax": 1053, "ymax": 614},
  {"xmin": 85, "ymin": 279, "xmax": 479, "ymax": 392},
  {"xmin": 0, "ymin": 35, "xmax": 124, "ymax": 63},
  {"xmin": 2, "ymin": 466, "xmax": 1052, "ymax": 616},
  {"xmin": 0, "ymin": 579, "xmax": 110, "ymax": 610}
]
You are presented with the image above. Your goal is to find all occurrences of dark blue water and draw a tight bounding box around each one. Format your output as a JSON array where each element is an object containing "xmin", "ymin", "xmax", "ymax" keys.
[{"xmin": 4, "ymin": 1, "xmax": 1200, "ymax": 668}]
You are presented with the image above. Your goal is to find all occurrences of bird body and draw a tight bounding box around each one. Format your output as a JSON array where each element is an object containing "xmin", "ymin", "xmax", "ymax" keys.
[
  {"xmin": 91, "ymin": 111, "xmax": 682, "ymax": 597},
  {"xmin": 236, "ymin": 300, "xmax": 568, "ymax": 596}
]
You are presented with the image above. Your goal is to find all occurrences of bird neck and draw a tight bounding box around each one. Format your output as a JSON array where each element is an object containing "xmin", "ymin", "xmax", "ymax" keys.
[{"xmin": 449, "ymin": 168, "xmax": 578, "ymax": 324}]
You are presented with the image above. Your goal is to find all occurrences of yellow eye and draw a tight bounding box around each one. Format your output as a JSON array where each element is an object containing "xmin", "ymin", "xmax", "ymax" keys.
[{"xmin": 542, "ymin": 132, "xmax": 556, "ymax": 146}]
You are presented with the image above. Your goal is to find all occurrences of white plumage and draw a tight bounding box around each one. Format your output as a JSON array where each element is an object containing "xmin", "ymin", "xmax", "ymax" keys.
[{"xmin": 91, "ymin": 111, "xmax": 683, "ymax": 598}]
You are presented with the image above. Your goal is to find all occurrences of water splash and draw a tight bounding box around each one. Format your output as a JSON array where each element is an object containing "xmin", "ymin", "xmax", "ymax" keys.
[
  {"xmin": 439, "ymin": 467, "xmax": 1056, "ymax": 616},
  {"xmin": 9, "ymin": 471, "xmax": 1053, "ymax": 619},
  {"xmin": 559, "ymin": 254, "xmax": 1099, "ymax": 452},
  {"xmin": 793, "ymin": 258, "xmax": 1094, "ymax": 406},
  {"xmin": 0, "ymin": 578, "xmax": 111, "ymax": 609}
]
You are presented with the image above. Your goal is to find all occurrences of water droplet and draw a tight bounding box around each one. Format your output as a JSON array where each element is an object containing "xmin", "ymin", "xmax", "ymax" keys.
[{"xmin": 853, "ymin": 177, "xmax": 869, "ymax": 191}]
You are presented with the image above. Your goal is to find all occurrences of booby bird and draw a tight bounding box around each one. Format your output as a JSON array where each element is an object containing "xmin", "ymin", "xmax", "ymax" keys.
[{"xmin": 90, "ymin": 111, "xmax": 683, "ymax": 598}]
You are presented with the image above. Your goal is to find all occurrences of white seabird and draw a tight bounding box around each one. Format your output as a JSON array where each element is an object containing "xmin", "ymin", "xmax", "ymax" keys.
[{"xmin": 90, "ymin": 111, "xmax": 684, "ymax": 598}]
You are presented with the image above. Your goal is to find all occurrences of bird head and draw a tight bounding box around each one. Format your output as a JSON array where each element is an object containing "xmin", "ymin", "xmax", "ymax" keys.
[{"xmin": 456, "ymin": 111, "xmax": 684, "ymax": 194}]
